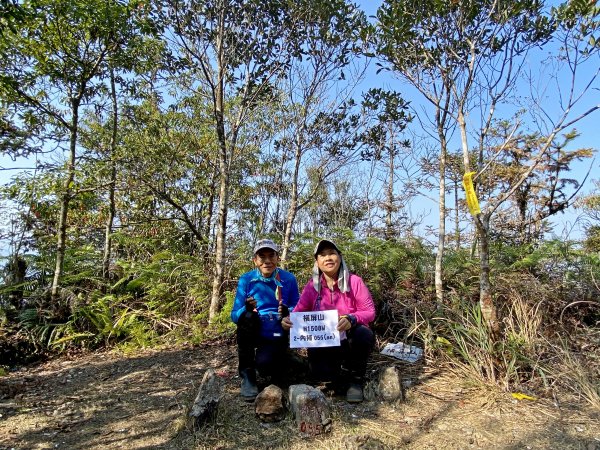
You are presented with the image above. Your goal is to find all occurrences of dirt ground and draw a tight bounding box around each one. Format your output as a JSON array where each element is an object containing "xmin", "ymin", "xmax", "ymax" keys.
[{"xmin": 1, "ymin": 339, "xmax": 599, "ymax": 450}]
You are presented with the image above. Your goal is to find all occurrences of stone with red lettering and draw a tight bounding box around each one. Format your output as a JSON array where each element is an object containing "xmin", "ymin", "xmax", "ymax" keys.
[{"xmin": 288, "ymin": 384, "xmax": 332, "ymax": 437}]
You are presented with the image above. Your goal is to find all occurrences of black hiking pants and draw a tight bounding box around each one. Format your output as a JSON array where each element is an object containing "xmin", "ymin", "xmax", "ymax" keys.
[
  {"xmin": 236, "ymin": 312, "xmax": 288, "ymax": 381},
  {"xmin": 306, "ymin": 324, "xmax": 374, "ymax": 386}
]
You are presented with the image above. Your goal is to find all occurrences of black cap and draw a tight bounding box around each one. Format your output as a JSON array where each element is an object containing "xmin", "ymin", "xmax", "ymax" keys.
[{"xmin": 313, "ymin": 239, "xmax": 341, "ymax": 257}]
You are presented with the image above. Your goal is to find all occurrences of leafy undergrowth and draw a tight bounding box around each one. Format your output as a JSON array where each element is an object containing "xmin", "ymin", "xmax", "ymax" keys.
[{"xmin": 0, "ymin": 339, "xmax": 599, "ymax": 450}]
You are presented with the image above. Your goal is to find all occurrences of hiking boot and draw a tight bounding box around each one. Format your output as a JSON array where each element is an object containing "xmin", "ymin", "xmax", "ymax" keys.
[
  {"xmin": 346, "ymin": 383, "xmax": 364, "ymax": 403},
  {"xmin": 240, "ymin": 369, "xmax": 258, "ymax": 401}
]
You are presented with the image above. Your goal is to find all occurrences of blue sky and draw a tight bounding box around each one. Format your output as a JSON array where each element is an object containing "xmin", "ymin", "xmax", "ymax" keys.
[
  {"xmin": 356, "ymin": 0, "xmax": 599, "ymax": 241},
  {"xmin": 1, "ymin": 0, "xmax": 598, "ymax": 254}
]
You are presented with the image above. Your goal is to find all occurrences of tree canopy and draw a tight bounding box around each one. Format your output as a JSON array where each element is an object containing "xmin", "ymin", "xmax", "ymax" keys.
[{"xmin": 0, "ymin": 0, "xmax": 599, "ymax": 405}]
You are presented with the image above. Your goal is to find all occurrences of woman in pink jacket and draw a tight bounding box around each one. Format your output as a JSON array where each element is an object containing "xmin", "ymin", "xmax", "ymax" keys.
[{"xmin": 281, "ymin": 239, "xmax": 376, "ymax": 403}]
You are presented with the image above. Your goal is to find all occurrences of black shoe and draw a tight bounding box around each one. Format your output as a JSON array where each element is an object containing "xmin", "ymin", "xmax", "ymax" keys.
[
  {"xmin": 270, "ymin": 374, "xmax": 287, "ymax": 389},
  {"xmin": 346, "ymin": 383, "xmax": 364, "ymax": 403},
  {"xmin": 240, "ymin": 369, "xmax": 258, "ymax": 401},
  {"xmin": 327, "ymin": 379, "xmax": 347, "ymax": 396}
]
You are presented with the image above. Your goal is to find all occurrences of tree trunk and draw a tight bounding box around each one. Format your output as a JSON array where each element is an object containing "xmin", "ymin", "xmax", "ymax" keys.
[
  {"xmin": 6, "ymin": 255, "xmax": 27, "ymax": 308},
  {"xmin": 209, "ymin": 154, "xmax": 229, "ymax": 322},
  {"xmin": 434, "ymin": 105, "xmax": 449, "ymax": 303},
  {"xmin": 201, "ymin": 172, "xmax": 216, "ymax": 265},
  {"xmin": 454, "ymin": 177, "xmax": 460, "ymax": 250},
  {"xmin": 208, "ymin": 17, "xmax": 228, "ymax": 323},
  {"xmin": 458, "ymin": 108, "xmax": 499, "ymax": 335},
  {"xmin": 435, "ymin": 145, "xmax": 446, "ymax": 302},
  {"xmin": 102, "ymin": 68, "xmax": 118, "ymax": 281},
  {"xmin": 102, "ymin": 164, "xmax": 117, "ymax": 280},
  {"xmin": 280, "ymin": 137, "xmax": 302, "ymax": 267},
  {"xmin": 272, "ymin": 148, "xmax": 288, "ymax": 235},
  {"xmin": 385, "ymin": 135, "xmax": 395, "ymax": 241},
  {"xmin": 51, "ymin": 98, "xmax": 80, "ymax": 302},
  {"xmin": 476, "ymin": 214, "xmax": 500, "ymax": 336}
]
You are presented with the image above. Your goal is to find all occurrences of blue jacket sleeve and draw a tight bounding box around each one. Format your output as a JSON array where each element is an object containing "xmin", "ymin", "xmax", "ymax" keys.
[{"xmin": 231, "ymin": 273, "xmax": 250, "ymax": 324}]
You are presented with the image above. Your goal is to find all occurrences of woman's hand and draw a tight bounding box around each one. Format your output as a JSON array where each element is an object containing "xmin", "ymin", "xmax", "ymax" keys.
[
  {"xmin": 281, "ymin": 316, "xmax": 292, "ymax": 331},
  {"xmin": 337, "ymin": 316, "xmax": 352, "ymax": 332}
]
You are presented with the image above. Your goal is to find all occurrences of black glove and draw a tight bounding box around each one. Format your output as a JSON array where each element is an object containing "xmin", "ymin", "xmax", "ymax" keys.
[
  {"xmin": 278, "ymin": 303, "xmax": 289, "ymax": 319},
  {"xmin": 245, "ymin": 297, "xmax": 257, "ymax": 313}
]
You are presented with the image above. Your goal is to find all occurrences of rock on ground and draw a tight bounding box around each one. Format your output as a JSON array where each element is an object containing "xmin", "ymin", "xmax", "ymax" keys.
[
  {"xmin": 288, "ymin": 384, "xmax": 332, "ymax": 437},
  {"xmin": 255, "ymin": 384, "xmax": 286, "ymax": 423},
  {"xmin": 188, "ymin": 368, "xmax": 221, "ymax": 428}
]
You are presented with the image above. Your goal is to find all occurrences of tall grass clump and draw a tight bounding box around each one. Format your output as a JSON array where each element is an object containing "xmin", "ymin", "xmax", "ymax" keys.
[
  {"xmin": 408, "ymin": 241, "xmax": 600, "ymax": 406},
  {"xmin": 420, "ymin": 286, "xmax": 548, "ymax": 391}
]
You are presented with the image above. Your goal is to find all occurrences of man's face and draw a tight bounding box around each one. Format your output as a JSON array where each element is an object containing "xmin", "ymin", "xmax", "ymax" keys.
[{"xmin": 253, "ymin": 249, "xmax": 279, "ymax": 277}]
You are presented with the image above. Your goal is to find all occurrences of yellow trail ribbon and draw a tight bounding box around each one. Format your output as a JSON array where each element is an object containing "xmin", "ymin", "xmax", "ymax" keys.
[
  {"xmin": 462, "ymin": 171, "xmax": 481, "ymax": 216},
  {"xmin": 511, "ymin": 392, "xmax": 536, "ymax": 401}
]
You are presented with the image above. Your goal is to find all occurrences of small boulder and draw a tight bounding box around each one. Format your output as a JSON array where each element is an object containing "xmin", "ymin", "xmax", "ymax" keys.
[
  {"xmin": 188, "ymin": 369, "xmax": 221, "ymax": 428},
  {"xmin": 289, "ymin": 384, "xmax": 332, "ymax": 437},
  {"xmin": 379, "ymin": 366, "xmax": 403, "ymax": 402},
  {"xmin": 255, "ymin": 384, "xmax": 286, "ymax": 423}
]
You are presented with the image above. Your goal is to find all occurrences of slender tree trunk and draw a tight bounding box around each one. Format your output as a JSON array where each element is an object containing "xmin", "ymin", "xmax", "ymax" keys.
[
  {"xmin": 209, "ymin": 155, "xmax": 228, "ymax": 322},
  {"xmin": 280, "ymin": 203, "xmax": 296, "ymax": 269},
  {"xmin": 102, "ymin": 164, "xmax": 117, "ymax": 279},
  {"xmin": 280, "ymin": 138, "xmax": 302, "ymax": 267},
  {"xmin": 102, "ymin": 68, "xmax": 118, "ymax": 280},
  {"xmin": 454, "ymin": 177, "xmax": 460, "ymax": 250},
  {"xmin": 476, "ymin": 214, "xmax": 499, "ymax": 336},
  {"xmin": 6, "ymin": 255, "xmax": 26, "ymax": 308},
  {"xmin": 51, "ymin": 98, "xmax": 80, "ymax": 301},
  {"xmin": 201, "ymin": 172, "xmax": 216, "ymax": 265},
  {"xmin": 365, "ymin": 159, "xmax": 377, "ymax": 238},
  {"xmin": 272, "ymin": 147, "xmax": 288, "ymax": 235},
  {"xmin": 209, "ymin": 19, "xmax": 228, "ymax": 323},
  {"xmin": 434, "ymin": 104, "xmax": 449, "ymax": 303},
  {"xmin": 385, "ymin": 136, "xmax": 395, "ymax": 240},
  {"xmin": 435, "ymin": 145, "xmax": 446, "ymax": 302},
  {"xmin": 459, "ymin": 108, "xmax": 499, "ymax": 333}
]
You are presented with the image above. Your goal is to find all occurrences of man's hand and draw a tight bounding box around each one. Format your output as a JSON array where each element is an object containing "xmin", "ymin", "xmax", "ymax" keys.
[
  {"xmin": 245, "ymin": 297, "xmax": 257, "ymax": 312},
  {"xmin": 278, "ymin": 303, "xmax": 289, "ymax": 318},
  {"xmin": 281, "ymin": 316, "xmax": 292, "ymax": 331}
]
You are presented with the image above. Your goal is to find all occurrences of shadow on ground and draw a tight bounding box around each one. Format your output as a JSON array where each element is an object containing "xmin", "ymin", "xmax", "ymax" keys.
[{"xmin": 1, "ymin": 340, "xmax": 598, "ymax": 450}]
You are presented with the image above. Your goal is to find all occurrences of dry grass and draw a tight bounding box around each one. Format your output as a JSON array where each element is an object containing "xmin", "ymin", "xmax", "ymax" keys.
[
  {"xmin": 2, "ymin": 339, "xmax": 599, "ymax": 450},
  {"xmin": 169, "ymin": 356, "xmax": 600, "ymax": 450},
  {"xmin": 547, "ymin": 329, "xmax": 600, "ymax": 411}
]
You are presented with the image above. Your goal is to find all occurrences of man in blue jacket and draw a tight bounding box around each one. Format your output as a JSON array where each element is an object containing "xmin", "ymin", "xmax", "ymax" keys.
[{"xmin": 231, "ymin": 239, "xmax": 300, "ymax": 401}]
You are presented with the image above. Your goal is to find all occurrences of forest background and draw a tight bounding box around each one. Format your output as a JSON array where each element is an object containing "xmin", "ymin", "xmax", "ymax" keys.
[{"xmin": 0, "ymin": 0, "xmax": 599, "ymax": 411}]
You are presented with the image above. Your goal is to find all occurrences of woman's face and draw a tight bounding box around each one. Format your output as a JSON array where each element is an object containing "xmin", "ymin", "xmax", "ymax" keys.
[{"xmin": 316, "ymin": 247, "xmax": 341, "ymax": 279}]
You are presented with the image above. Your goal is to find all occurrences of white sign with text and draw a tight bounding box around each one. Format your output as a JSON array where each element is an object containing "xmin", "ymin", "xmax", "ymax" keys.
[{"xmin": 289, "ymin": 310, "xmax": 341, "ymax": 348}]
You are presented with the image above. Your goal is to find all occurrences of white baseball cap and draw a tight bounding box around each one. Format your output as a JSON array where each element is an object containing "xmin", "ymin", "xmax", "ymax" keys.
[{"xmin": 253, "ymin": 239, "xmax": 279, "ymax": 254}]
